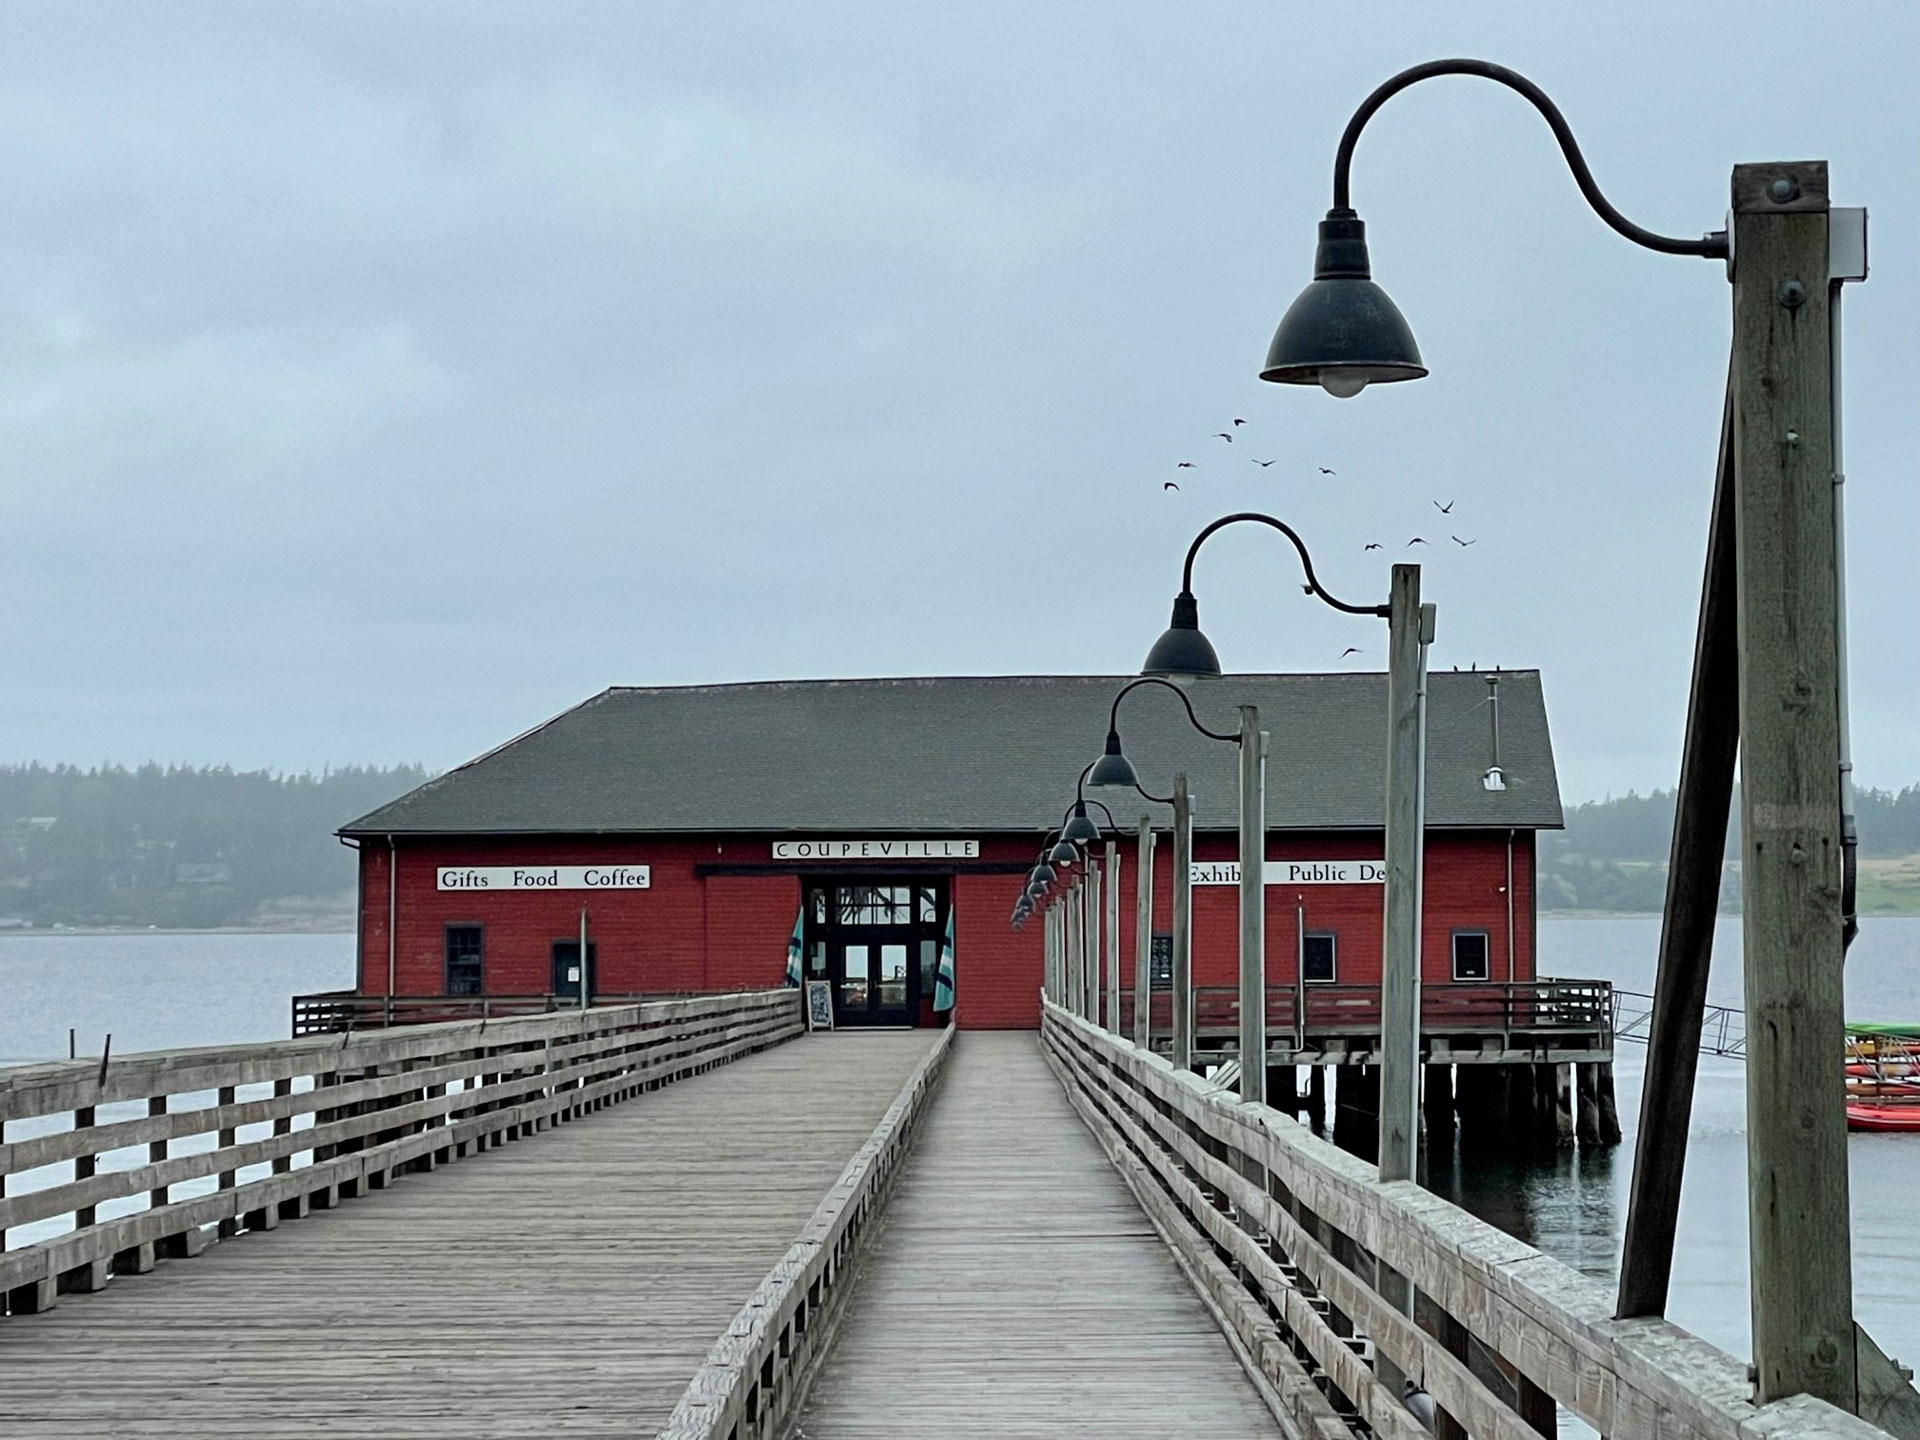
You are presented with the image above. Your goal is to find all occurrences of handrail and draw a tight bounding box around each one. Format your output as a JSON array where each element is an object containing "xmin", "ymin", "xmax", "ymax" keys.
[
  {"xmin": 289, "ymin": 988, "xmax": 769, "ymax": 1035},
  {"xmin": 1040, "ymin": 1000, "xmax": 1891, "ymax": 1440},
  {"xmin": 1610, "ymin": 987, "xmax": 1747, "ymax": 1059},
  {"xmin": 2, "ymin": 990, "xmax": 803, "ymax": 1316},
  {"xmin": 658, "ymin": 1024, "xmax": 954, "ymax": 1440}
]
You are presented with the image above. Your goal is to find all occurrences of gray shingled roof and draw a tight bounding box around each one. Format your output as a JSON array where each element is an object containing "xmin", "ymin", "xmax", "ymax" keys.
[{"xmin": 342, "ymin": 673, "xmax": 1562, "ymax": 837}]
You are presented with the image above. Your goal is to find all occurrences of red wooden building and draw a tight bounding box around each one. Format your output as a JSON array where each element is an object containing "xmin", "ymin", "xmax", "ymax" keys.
[{"xmin": 330, "ymin": 673, "xmax": 1569, "ymax": 1047}]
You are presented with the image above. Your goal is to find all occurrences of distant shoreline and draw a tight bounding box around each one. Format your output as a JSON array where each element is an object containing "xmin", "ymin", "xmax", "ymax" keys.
[{"xmin": 0, "ymin": 925, "xmax": 353, "ymax": 938}]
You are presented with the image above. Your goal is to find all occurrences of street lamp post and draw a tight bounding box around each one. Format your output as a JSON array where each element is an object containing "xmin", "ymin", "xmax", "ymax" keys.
[
  {"xmin": 1085, "ymin": 677, "xmax": 1245, "ymax": 1091},
  {"xmin": 1133, "ymin": 813, "xmax": 1154, "ymax": 1049},
  {"xmin": 1142, "ymin": 512, "xmax": 1432, "ymax": 1184},
  {"xmin": 1268, "ymin": 58, "xmax": 1874, "ymax": 1413}
]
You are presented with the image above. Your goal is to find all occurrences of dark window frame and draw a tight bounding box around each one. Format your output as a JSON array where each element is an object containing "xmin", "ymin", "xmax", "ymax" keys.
[
  {"xmin": 1302, "ymin": 930, "xmax": 1337, "ymax": 985},
  {"xmin": 445, "ymin": 923, "xmax": 484, "ymax": 997},
  {"xmin": 1451, "ymin": 929, "xmax": 1492, "ymax": 982}
]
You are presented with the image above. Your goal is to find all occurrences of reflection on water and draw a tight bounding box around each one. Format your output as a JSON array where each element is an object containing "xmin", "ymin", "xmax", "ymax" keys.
[
  {"xmin": 1424, "ymin": 1131, "xmax": 1622, "ymax": 1286},
  {"xmin": 1337, "ymin": 915, "xmax": 1920, "ymax": 1367}
]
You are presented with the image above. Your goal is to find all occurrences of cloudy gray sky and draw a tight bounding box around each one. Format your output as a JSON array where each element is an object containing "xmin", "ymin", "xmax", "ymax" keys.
[{"xmin": 2, "ymin": 2, "xmax": 1914, "ymax": 802}]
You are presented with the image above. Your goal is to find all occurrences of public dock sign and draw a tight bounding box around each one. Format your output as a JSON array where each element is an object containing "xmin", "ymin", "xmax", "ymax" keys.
[
  {"xmin": 1191, "ymin": 860, "xmax": 1383, "ymax": 886},
  {"xmin": 437, "ymin": 865, "xmax": 652, "ymax": 890}
]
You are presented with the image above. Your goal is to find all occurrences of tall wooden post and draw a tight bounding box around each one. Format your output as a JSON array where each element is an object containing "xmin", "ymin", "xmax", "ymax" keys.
[
  {"xmin": 1083, "ymin": 859, "xmax": 1101, "ymax": 1025},
  {"xmin": 1730, "ymin": 160, "xmax": 1854, "ymax": 1409},
  {"xmin": 1065, "ymin": 877, "xmax": 1082, "ymax": 1017},
  {"xmin": 1238, "ymin": 706, "xmax": 1267, "ymax": 1107},
  {"xmin": 1104, "ymin": 842, "xmax": 1122, "ymax": 1033},
  {"xmin": 1135, "ymin": 816, "xmax": 1155, "ymax": 1049},
  {"xmin": 1379, "ymin": 564, "xmax": 1428, "ymax": 1182},
  {"xmin": 1618, "ymin": 380, "xmax": 1739, "ymax": 1319},
  {"xmin": 1171, "ymin": 774, "xmax": 1194, "ymax": 1072},
  {"xmin": 1044, "ymin": 903, "xmax": 1057, "ymax": 1003}
]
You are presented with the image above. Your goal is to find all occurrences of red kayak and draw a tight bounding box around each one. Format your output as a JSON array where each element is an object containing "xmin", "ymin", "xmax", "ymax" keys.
[{"xmin": 1847, "ymin": 1103, "xmax": 1920, "ymax": 1133}]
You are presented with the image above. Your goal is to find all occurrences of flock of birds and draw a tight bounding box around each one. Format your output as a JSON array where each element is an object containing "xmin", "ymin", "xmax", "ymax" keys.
[{"xmin": 1162, "ymin": 415, "xmax": 1479, "ymax": 662}]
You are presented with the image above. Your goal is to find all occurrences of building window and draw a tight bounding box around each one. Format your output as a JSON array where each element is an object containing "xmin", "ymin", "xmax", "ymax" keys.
[
  {"xmin": 1452, "ymin": 930, "xmax": 1492, "ymax": 982},
  {"xmin": 446, "ymin": 925, "xmax": 483, "ymax": 996},
  {"xmin": 837, "ymin": 884, "xmax": 911, "ymax": 925},
  {"xmin": 1302, "ymin": 932, "xmax": 1337, "ymax": 984},
  {"xmin": 1150, "ymin": 933, "xmax": 1173, "ymax": 987}
]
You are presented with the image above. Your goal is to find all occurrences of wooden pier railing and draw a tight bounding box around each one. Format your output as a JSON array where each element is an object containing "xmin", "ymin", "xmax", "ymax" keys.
[
  {"xmin": 1119, "ymin": 977, "xmax": 1614, "ymax": 1060},
  {"xmin": 290, "ymin": 988, "xmax": 754, "ymax": 1035},
  {"xmin": 659, "ymin": 1024, "xmax": 954, "ymax": 1440},
  {"xmin": 1041, "ymin": 998, "xmax": 1898, "ymax": 1440},
  {"xmin": 1, "ymin": 990, "xmax": 803, "ymax": 1317}
]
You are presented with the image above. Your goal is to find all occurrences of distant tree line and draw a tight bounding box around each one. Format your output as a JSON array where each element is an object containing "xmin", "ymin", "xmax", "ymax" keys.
[
  {"xmin": 1540, "ymin": 784, "xmax": 1920, "ymax": 911},
  {"xmin": 0, "ymin": 763, "xmax": 428, "ymax": 929}
]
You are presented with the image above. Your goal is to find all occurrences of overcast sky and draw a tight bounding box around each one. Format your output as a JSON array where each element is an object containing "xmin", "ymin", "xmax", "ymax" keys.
[{"xmin": 1, "ymin": 3, "xmax": 1914, "ymax": 802}]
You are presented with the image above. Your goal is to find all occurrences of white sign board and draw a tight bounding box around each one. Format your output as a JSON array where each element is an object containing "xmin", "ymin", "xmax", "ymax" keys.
[
  {"xmin": 437, "ymin": 865, "xmax": 651, "ymax": 891},
  {"xmin": 773, "ymin": 839, "xmax": 980, "ymax": 861},
  {"xmin": 1191, "ymin": 860, "xmax": 1383, "ymax": 887}
]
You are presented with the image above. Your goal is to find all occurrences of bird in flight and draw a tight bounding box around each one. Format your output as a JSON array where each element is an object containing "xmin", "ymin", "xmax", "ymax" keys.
[
  {"xmin": 1251, "ymin": 458, "xmax": 1276, "ymax": 467},
  {"xmin": 1317, "ymin": 466, "xmax": 1336, "ymax": 475},
  {"xmin": 1232, "ymin": 417, "xmax": 1248, "ymax": 427},
  {"xmin": 1434, "ymin": 499, "xmax": 1455, "ymax": 514},
  {"xmin": 1451, "ymin": 535, "xmax": 1477, "ymax": 546},
  {"xmin": 1176, "ymin": 461, "xmax": 1196, "ymax": 469},
  {"xmin": 1340, "ymin": 646, "xmax": 1360, "ymax": 658},
  {"xmin": 1407, "ymin": 537, "xmax": 1428, "ymax": 546},
  {"xmin": 1214, "ymin": 432, "xmax": 1233, "ymax": 442},
  {"xmin": 1363, "ymin": 542, "xmax": 1382, "ymax": 551},
  {"xmin": 1163, "ymin": 481, "xmax": 1180, "ymax": 491}
]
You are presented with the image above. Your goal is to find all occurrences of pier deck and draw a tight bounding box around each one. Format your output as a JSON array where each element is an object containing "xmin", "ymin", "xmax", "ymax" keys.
[
  {"xmin": 794, "ymin": 1031, "xmax": 1285, "ymax": 1438},
  {"xmin": 0, "ymin": 1029, "xmax": 937, "ymax": 1437}
]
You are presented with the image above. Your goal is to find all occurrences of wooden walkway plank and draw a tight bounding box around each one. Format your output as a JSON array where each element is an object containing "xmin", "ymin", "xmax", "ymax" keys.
[
  {"xmin": 793, "ymin": 1032, "xmax": 1287, "ymax": 1438},
  {"xmin": 0, "ymin": 1030, "xmax": 938, "ymax": 1438}
]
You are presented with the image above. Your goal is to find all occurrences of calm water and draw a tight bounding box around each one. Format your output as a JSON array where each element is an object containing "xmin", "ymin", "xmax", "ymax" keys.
[
  {"xmin": 0, "ymin": 931, "xmax": 355, "ymax": 1064},
  {"xmin": 1434, "ymin": 914, "xmax": 1920, "ymax": 1366},
  {"xmin": 1, "ymin": 922, "xmax": 1915, "ymax": 1368}
]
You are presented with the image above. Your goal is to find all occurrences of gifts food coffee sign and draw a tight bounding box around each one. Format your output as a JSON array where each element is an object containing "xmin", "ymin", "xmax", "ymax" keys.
[{"xmin": 437, "ymin": 865, "xmax": 651, "ymax": 891}]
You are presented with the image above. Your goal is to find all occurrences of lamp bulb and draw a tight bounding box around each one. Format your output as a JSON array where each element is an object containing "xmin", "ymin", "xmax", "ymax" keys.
[{"xmin": 1319, "ymin": 371, "xmax": 1369, "ymax": 400}]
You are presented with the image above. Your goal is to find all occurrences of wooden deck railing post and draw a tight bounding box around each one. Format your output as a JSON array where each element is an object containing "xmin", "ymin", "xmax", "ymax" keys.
[
  {"xmin": 1170, "ymin": 773, "xmax": 1194, "ymax": 1072},
  {"xmin": 1104, "ymin": 841, "xmax": 1122, "ymax": 1035},
  {"xmin": 1237, "ymin": 707, "xmax": 1267, "ymax": 1106},
  {"xmin": 1134, "ymin": 815, "xmax": 1154, "ymax": 1050}
]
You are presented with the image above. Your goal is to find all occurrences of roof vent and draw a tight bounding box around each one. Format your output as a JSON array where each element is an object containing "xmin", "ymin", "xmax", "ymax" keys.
[{"xmin": 1482, "ymin": 673, "xmax": 1505, "ymax": 790}]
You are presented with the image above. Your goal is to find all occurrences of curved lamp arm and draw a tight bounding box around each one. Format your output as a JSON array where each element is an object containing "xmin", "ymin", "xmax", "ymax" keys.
[
  {"xmin": 1106, "ymin": 675, "xmax": 1238, "ymax": 743},
  {"xmin": 1134, "ymin": 783, "xmax": 1174, "ymax": 806},
  {"xmin": 1333, "ymin": 58, "xmax": 1726, "ymax": 261},
  {"xmin": 1181, "ymin": 512, "xmax": 1387, "ymax": 618},
  {"xmin": 1085, "ymin": 797, "xmax": 1120, "ymax": 833}
]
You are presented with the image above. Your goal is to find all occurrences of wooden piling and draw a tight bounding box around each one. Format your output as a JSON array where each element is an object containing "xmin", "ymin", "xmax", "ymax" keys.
[
  {"xmin": 1577, "ymin": 1063, "xmax": 1601, "ymax": 1146},
  {"xmin": 1596, "ymin": 1062, "xmax": 1623, "ymax": 1146},
  {"xmin": 1423, "ymin": 1064, "xmax": 1455, "ymax": 1139},
  {"xmin": 1555, "ymin": 1064, "xmax": 1576, "ymax": 1147}
]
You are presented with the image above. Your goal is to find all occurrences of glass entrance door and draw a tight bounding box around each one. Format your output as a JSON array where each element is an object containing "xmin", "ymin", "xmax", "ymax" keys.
[
  {"xmin": 806, "ymin": 880, "xmax": 946, "ymax": 1028},
  {"xmin": 832, "ymin": 929, "xmax": 915, "ymax": 1027}
]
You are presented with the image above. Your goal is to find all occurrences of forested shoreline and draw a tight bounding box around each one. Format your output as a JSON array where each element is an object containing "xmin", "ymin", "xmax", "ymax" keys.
[
  {"xmin": 0, "ymin": 764, "xmax": 428, "ymax": 930},
  {"xmin": 1541, "ymin": 785, "xmax": 1920, "ymax": 912},
  {"xmin": 5, "ymin": 766, "xmax": 1918, "ymax": 928}
]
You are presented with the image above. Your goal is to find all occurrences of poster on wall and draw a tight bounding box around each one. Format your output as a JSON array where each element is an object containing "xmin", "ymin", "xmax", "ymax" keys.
[{"xmin": 805, "ymin": 980, "xmax": 835, "ymax": 1032}]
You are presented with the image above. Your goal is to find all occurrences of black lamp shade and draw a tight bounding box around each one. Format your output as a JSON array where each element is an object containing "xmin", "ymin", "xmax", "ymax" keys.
[
  {"xmin": 1061, "ymin": 801, "xmax": 1101, "ymax": 845},
  {"xmin": 1260, "ymin": 209, "xmax": 1426, "ymax": 397},
  {"xmin": 1086, "ymin": 730, "xmax": 1139, "ymax": 790},
  {"xmin": 1048, "ymin": 838, "xmax": 1079, "ymax": 866},
  {"xmin": 1143, "ymin": 591, "xmax": 1221, "ymax": 679},
  {"xmin": 1026, "ymin": 862, "xmax": 1053, "ymax": 890}
]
